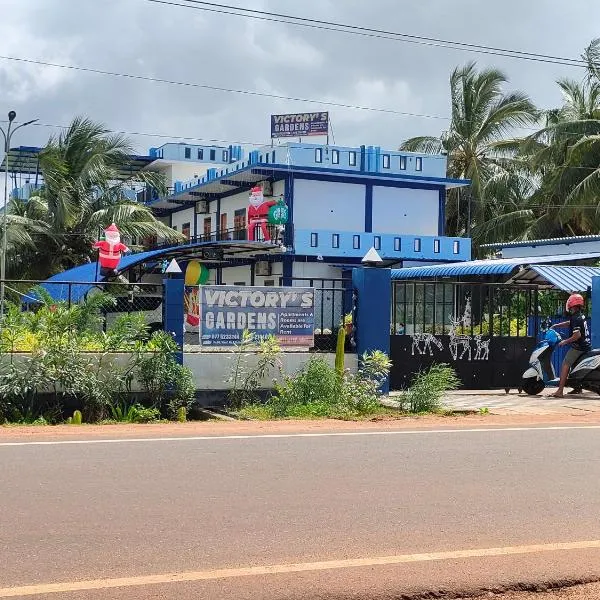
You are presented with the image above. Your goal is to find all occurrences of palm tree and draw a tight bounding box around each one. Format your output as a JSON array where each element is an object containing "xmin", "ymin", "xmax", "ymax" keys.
[
  {"xmin": 485, "ymin": 39, "xmax": 600, "ymax": 242},
  {"xmin": 400, "ymin": 63, "xmax": 538, "ymax": 243},
  {"xmin": 6, "ymin": 117, "xmax": 182, "ymax": 279}
]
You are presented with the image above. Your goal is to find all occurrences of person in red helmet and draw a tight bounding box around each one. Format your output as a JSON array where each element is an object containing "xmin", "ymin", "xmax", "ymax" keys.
[{"xmin": 550, "ymin": 293, "xmax": 591, "ymax": 397}]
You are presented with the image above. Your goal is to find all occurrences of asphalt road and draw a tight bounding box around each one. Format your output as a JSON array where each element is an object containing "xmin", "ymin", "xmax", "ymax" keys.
[{"xmin": 2, "ymin": 426, "xmax": 600, "ymax": 598}]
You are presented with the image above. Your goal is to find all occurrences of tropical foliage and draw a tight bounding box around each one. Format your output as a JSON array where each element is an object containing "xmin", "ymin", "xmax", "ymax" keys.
[
  {"xmin": 6, "ymin": 117, "xmax": 182, "ymax": 279},
  {"xmin": 401, "ymin": 39, "xmax": 600, "ymax": 252}
]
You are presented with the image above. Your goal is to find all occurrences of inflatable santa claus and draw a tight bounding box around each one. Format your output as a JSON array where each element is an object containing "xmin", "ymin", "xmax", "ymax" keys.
[
  {"xmin": 93, "ymin": 223, "xmax": 129, "ymax": 277},
  {"xmin": 247, "ymin": 186, "xmax": 277, "ymax": 242}
]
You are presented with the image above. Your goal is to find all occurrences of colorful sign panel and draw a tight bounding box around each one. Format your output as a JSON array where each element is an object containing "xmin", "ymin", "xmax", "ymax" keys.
[
  {"xmin": 270, "ymin": 112, "xmax": 329, "ymax": 138},
  {"xmin": 198, "ymin": 285, "xmax": 315, "ymax": 347}
]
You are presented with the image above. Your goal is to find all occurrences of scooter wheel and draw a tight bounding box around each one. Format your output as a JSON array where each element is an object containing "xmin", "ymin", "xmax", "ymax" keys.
[{"xmin": 522, "ymin": 380, "xmax": 545, "ymax": 396}]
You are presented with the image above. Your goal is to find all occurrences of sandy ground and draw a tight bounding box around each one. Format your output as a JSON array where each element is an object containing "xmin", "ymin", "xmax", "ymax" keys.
[{"xmin": 3, "ymin": 412, "xmax": 600, "ymax": 441}]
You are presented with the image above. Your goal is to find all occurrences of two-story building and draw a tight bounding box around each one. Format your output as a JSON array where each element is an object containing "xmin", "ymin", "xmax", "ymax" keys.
[{"xmin": 140, "ymin": 141, "xmax": 471, "ymax": 287}]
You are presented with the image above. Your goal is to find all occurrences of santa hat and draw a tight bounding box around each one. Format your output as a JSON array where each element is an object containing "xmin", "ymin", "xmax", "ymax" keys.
[{"xmin": 105, "ymin": 223, "xmax": 119, "ymax": 233}]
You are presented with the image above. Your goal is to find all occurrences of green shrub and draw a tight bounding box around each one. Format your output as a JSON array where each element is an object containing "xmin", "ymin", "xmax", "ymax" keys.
[
  {"xmin": 72, "ymin": 410, "xmax": 83, "ymax": 425},
  {"xmin": 402, "ymin": 364, "xmax": 460, "ymax": 413},
  {"xmin": 226, "ymin": 331, "xmax": 282, "ymax": 408}
]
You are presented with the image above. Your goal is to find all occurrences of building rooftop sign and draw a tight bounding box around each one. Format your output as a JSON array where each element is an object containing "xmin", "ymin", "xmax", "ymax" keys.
[{"xmin": 271, "ymin": 112, "xmax": 329, "ymax": 138}]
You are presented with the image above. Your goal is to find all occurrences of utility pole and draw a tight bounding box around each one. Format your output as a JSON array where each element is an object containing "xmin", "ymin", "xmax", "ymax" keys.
[{"xmin": 0, "ymin": 111, "xmax": 38, "ymax": 318}]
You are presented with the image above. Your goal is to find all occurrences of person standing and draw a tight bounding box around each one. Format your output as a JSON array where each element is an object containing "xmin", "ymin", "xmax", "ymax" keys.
[{"xmin": 550, "ymin": 294, "xmax": 591, "ymax": 397}]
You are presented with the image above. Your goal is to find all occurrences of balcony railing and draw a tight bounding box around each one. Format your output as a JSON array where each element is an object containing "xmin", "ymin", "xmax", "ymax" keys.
[{"xmin": 148, "ymin": 224, "xmax": 289, "ymax": 250}]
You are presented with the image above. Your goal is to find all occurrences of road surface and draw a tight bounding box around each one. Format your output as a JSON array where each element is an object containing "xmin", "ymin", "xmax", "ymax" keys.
[{"xmin": 2, "ymin": 424, "xmax": 600, "ymax": 598}]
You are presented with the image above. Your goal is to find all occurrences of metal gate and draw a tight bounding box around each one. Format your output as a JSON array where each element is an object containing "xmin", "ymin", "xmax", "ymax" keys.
[{"xmin": 390, "ymin": 281, "xmax": 569, "ymax": 390}]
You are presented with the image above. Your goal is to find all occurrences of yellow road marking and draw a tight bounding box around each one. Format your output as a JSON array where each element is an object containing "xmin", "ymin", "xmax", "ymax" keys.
[{"xmin": 2, "ymin": 540, "xmax": 600, "ymax": 597}]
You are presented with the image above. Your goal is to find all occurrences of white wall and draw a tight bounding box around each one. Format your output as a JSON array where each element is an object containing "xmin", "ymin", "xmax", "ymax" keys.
[
  {"xmin": 501, "ymin": 241, "xmax": 600, "ymax": 258},
  {"xmin": 292, "ymin": 261, "xmax": 345, "ymax": 281},
  {"xmin": 184, "ymin": 352, "xmax": 358, "ymax": 390},
  {"xmin": 293, "ymin": 179, "xmax": 365, "ymax": 231},
  {"xmin": 170, "ymin": 207, "xmax": 195, "ymax": 236},
  {"xmin": 372, "ymin": 187, "xmax": 439, "ymax": 235}
]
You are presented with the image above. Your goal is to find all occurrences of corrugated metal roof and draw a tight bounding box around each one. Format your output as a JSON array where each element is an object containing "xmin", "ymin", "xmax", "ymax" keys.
[
  {"xmin": 510, "ymin": 265, "xmax": 600, "ymax": 292},
  {"xmin": 391, "ymin": 252, "xmax": 600, "ymax": 280},
  {"xmin": 481, "ymin": 235, "xmax": 600, "ymax": 249}
]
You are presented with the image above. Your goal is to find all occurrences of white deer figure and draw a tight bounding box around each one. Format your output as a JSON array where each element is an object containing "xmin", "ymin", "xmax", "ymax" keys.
[
  {"xmin": 473, "ymin": 334, "xmax": 490, "ymax": 361},
  {"xmin": 448, "ymin": 317, "xmax": 472, "ymax": 361},
  {"xmin": 411, "ymin": 333, "xmax": 444, "ymax": 356}
]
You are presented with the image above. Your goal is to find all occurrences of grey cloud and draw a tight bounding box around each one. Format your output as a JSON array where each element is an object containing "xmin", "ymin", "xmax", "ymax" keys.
[{"xmin": 0, "ymin": 0, "xmax": 598, "ymax": 154}]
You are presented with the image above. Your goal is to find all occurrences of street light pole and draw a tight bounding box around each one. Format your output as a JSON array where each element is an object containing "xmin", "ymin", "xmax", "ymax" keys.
[{"xmin": 0, "ymin": 111, "xmax": 38, "ymax": 319}]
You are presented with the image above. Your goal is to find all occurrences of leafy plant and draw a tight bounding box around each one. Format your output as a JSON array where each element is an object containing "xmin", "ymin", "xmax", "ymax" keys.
[
  {"xmin": 226, "ymin": 331, "xmax": 282, "ymax": 408},
  {"xmin": 108, "ymin": 401, "xmax": 160, "ymax": 423},
  {"xmin": 72, "ymin": 410, "xmax": 83, "ymax": 425},
  {"xmin": 401, "ymin": 364, "xmax": 460, "ymax": 414}
]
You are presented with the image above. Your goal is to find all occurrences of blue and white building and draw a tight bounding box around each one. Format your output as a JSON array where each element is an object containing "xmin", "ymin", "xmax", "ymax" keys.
[
  {"xmin": 136, "ymin": 140, "xmax": 471, "ymax": 285},
  {"xmin": 3, "ymin": 139, "xmax": 471, "ymax": 287}
]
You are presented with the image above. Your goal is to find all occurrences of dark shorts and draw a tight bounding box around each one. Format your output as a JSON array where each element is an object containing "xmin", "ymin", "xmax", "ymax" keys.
[{"xmin": 564, "ymin": 348, "xmax": 585, "ymax": 368}]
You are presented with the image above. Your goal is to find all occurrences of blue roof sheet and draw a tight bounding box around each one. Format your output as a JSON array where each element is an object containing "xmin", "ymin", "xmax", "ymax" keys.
[
  {"xmin": 391, "ymin": 252, "xmax": 600, "ymax": 280},
  {"xmin": 526, "ymin": 265, "xmax": 600, "ymax": 292}
]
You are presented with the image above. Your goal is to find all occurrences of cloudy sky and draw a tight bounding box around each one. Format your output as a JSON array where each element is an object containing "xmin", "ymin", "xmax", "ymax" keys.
[{"xmin": 1, "ymin": 0, "xmax": 599, "ymax": 156}]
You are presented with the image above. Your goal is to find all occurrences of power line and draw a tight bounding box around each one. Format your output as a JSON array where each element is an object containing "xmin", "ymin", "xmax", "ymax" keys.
[
  {"xmin": 0, "ymin": 55, "xmax": 445, "ymax": 121},
  {"xmin": 4, "ymin": 118, "xmax": 600, "ymax": 172},
  {"xmin": 145, "ymin": 0, "xmax": 587, "ymax": 68}
]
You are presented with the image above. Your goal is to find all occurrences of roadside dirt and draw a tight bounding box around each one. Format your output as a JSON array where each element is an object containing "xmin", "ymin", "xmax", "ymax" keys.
[
  {"xmin": 461, "ymin": 581, "xmax": 600, "ymax": 599},
  {"xmin": 3, "ymin": 412, "xmax": 600, "ymax": 441}
]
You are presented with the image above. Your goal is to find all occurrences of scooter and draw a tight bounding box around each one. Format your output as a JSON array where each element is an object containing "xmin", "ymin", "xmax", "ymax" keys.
[{"xmin": 521, "ymin": 327, "xmax": 600, "ymax": 395}]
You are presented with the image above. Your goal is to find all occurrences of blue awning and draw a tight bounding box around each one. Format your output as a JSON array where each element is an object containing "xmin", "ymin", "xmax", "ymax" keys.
[
  {"xmin": 508, "ymin": 264, "xmax": 600, "ymax": 292},
  {"xmin": 40, "ymin": 239, "xmax": 279, "ymax": 302},
  {"xmin": 391, "ymin": 252, "xmax": 600, "ymax": 280}
]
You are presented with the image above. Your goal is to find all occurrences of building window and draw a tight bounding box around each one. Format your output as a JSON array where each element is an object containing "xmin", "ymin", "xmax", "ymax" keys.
[
  {"xmin": 399, "ymin": 156, "xmax": 407, "ymax": 170},
  {"xmin": 394, "ymin": 237, "xmax": 401, "ymax": 251},
  {"xmin": 332, "ymin": 149, "xmax": 339, "ymax": 164},
  {"xmin": 182, "ymin": 222, "xmax": 191, "ymax": 240},
  {"xmin": 382, "ymin": 154, "xmax": 390, "ymax": 169},
  {"xmin": 332, "ymin": 233, "xmax": 340, "ymax": 248},
  {"xmin": 265, "ymin": 153, "xmax": 269, "ymax": 164},
  {"xmin": 234, "ymin": 208, "xmax": 247, "ymax": 240},
  {"xmin": 416, "ymin": 157, "xmax": 423, "ymax": 171},
  {"xmin": 208, "ymin": 149, "xmax": 216, "ymax": 161},
  {"xmin": 233, "ymin": 281, "xmax": 246, "ymax": 286},
  {"xmin": 203, "ymin": 217, "xmax": 211, "ymax": 239},
  {"xmin": 272, "ymin": 150, "xmax": 276, "ymax": 163},
  {"xmin": 414, "ymin": 238, "xmax": 421, "ymax": 252},
  {"xmin": 315, "ymin": 148, "xmax": 323, "ymax": 163},
  {"xmin": 434, "ymin": 239, "xmax": 441, "ymax": 253},
  {"xmin": 259, "ymin": 154, "xmax": 263, "ymax": 163},
  {"xmin": 197, "ymin": 148, "xmax": 204, "ymax": 160},
  {"xmin": 184, "ymin": 147, "xmax": 191, "ymax": 159},
  {"xmin": 220, "ymin": 213, "xmax": 229, "ymax": 240},
  {"xmin": 374, "ymin": 236, "xmax": 381, "ymax": 250},
  {"xmin": 264, "ymin": 279, "xmax": 275, "ymax": 286},
  {"xmin": 353, "ymin": 235, "xmax": 360, "ymax": 249},
  {"xmin": 453, "ymin": 240, "xmax": 461, "ymax": 254},
  {"xmin": 222, "ymin": 150, "xmax": 228, "ymax": 162},
  {"xmin": 349, "ymin": 151, "xmax": 357, "ymax": 166},
  {"xmin": 310, "ymin": 232, "xmax": 319, "ymax": 247}
]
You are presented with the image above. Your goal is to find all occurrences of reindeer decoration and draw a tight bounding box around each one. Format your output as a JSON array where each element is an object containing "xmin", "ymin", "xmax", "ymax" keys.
[{"xmin": 411, "ymin": 332, "xmax": 444, "ymax": 356}]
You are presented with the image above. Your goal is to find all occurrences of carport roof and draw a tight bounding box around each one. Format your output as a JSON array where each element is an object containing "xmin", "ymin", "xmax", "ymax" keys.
[
  {"xmin": 507, "ymin": 265, "xmax": 600, "ymax": 292},
  {"xmin": 41, "ymin": 238, "xmax": 283, "ymax": 302},
  {"xmin": 391, "ymin": 252, "xmax": 600, "ymax": 281}
]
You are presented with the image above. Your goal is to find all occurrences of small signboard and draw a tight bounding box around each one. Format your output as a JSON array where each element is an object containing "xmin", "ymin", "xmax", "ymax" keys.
[
  {"xmin": 271, "ymin": 112, "xmax": 329, "ymax": 138},
  {"xmin": 198, "ymin": 285, "xmax": 315, "ymax": 347}
]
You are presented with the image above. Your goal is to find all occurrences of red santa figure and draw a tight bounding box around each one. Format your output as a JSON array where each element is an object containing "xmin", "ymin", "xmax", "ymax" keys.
[
  {"xmin": 93, "ymin": 223, "xmax": 129, "ymax": 277},
  {"xmin": 247, "ymin": 186, "xmax": 277, "ymax": 241}
]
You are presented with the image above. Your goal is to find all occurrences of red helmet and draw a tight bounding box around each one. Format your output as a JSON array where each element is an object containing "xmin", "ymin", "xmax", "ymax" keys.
[{"xmin": 566, "ymin": 293, "xmax": 585, "ymax": 312}]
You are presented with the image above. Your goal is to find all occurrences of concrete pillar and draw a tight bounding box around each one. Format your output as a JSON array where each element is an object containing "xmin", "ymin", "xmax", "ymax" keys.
[
  {"xmin": 352, "ymin": 267, "xmax": 391, "ymax": 391},
  {"xmin": 163, "ymin": 277, "xmax": 184, "ymax": 364}
]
